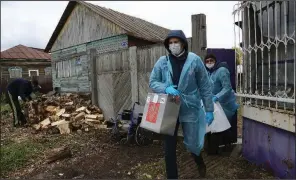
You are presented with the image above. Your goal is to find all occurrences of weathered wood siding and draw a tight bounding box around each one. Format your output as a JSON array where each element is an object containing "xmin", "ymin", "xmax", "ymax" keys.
[
  {"xmin": 136, "ymin": 44, "xmax": 167, "ymax": 104},
  {"xmin": 128, "ymin": 35, "xmax": 155, "ymax": 47},
  {"xmin": 51, "ymin": 35, "xmax": 128, "ymax": 92},
  {"xmin": 94, "ymin": 49, "xmax": 131, "ymax": 120},
  {"xmin": 0, "ymin": 62, "xmax": 51, "ymax": 78},
  {"xmin": 51, "ymin": 3, "xmax": 126, "ymax": 52}
]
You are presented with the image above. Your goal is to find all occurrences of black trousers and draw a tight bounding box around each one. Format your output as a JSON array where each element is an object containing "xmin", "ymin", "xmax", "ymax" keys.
[
  {"xmin": 164, "ymin": 121, "xmax": 204, "ymax": 179},
  {"xmin": 206, "ymin": 111, "xmax": 238, "ymax": 154},
  {"xmin": 5, "ymin": 91, "xmax": 26, "ymax": 126}
]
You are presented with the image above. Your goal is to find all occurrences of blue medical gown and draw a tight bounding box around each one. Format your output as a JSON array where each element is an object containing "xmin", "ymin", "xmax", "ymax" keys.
[{"xmin": 149, "ymin": 52, "xmax": 214, "ymax": 156}]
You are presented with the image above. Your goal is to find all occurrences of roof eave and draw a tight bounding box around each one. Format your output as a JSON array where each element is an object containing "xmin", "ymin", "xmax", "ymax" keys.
[{"xmin": 44, "ymin": 1, "xmax": 78, "ymax": 53}]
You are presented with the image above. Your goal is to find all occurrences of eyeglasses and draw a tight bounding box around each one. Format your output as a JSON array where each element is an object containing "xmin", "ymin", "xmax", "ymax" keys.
[{"xmin": 205, "ymin": 58, "xmax": 215, "ymax": 63}]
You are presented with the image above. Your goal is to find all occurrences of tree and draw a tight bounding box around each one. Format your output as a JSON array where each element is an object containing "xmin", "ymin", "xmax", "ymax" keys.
[{"xmin": 232, "ymin": 46, "xmax": 243, "ymax": 65}]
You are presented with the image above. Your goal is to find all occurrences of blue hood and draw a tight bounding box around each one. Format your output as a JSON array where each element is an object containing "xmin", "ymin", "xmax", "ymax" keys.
[
  {"xmin": 164, "ymin": 30, "xmax": 188, "ymax": 53},
  {"xmin": 206, "ymin": 60, "xmax": 230, "ymax": 73}
]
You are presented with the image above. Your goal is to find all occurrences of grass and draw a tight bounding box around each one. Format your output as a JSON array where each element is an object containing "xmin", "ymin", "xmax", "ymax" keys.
[
  {"xmin": 0, "ymin": 140, "xmax": 46, "ymax": 176},
  {"xmin": 0, "ymin": 135, "xmax": 75, "ymax": 178},
  {"xmin": 1, "ymin": 103, "xmax": 11, "ymax": 113},
  {"xmin": 134, "ymin": 158, "xmax": 165, "ymax": 179}
]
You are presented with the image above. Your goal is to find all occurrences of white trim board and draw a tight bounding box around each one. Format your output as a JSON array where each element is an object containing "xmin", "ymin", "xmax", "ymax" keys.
[
  {"xmin": 242, "ymin": 106, "xmax": 295, "ymax": 133},
  {"xmin": 28, "ymin": 69, "xmax": 39, "ymax": 76}
]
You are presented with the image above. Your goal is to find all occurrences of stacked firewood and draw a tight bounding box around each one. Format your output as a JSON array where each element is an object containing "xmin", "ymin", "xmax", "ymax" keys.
[{"xmin": 24, "ymin": 93, "xmax": 111, "ymax": 134}]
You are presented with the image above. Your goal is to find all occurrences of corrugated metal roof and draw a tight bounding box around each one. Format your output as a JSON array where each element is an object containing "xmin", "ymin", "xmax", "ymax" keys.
[
  {"xmin": 1, "ymin": 45, "xmax": 51, "ymax": 60},
  {"xmin": 45, "ymin": 1, "xmax": 170, "ymax": 52}
]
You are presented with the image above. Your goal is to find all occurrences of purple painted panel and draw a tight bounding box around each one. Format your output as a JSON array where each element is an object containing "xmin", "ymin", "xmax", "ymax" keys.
[
  {"xmin": 207, "ymin": 48, "xmax": 236, "ymax": 92},
  {"xmin": 242, "ymin": 117, "xmax": 296, "ymax": 179}
]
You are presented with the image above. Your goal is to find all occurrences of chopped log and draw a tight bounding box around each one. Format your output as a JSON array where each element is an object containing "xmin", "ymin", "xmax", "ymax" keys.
[
  {"xmin": 56, "ymin": 109, "xmax": 66, "ymax": 116},
  {"xmin": 85, "ymin": 100, "xmax": 91, "ymax": 106},
  {"xmin": 65, "ymin": 101, "xmax": 73, "ymax": 106},
  {"xmin": 51, "ymin": 119, "xmax": 67, "ymax": 126},
  {"xmin": 61, "ymin": 114, "xmax": 71, "ymax": 118},
  {"xmin": 98, "ymin": 114, "xmax": 104, "ymax": 121},
  {"xmin": 74, "ymin": 112, "xmax": 85, "ymax": 121},
  {"xmin": 50, "ymin": 115, "xmax": 59, "ymax": 122},
  {"xmin": 94, "ymin": 124, "xmax": 107, "ymax": 129},
  {"xmin": 76, "ymin": 106, "xmax": 86, "ymax": 112},
  {"xmin": 85, "ymin": 119, "xmax": 100, "ymax": 123},
  {"xmin": 94, "ymin": 106, "xmax": 102, "ymax": 114},
  {"xmin": 85, "ymin": 114, "xmax": 98, "ymax": 120},
  {"xmin": 46, "ymin": 147, "xmax": 72, "ymax": 164},
  {"xmin": 85, "ymin": 109, "xmax": 91, "ymax": 114},
  {"xmin": 57, "ymin": 122, "xmax": 71, "ymax": 134},
  {"xmin": 40, "ymin": 118, "xmax": 51, "ymax": 128},
  {"xmin": 84, "ymin": 121, "xmax": 94, "ymax": 127},
  {"xmin": 45, "ymin": 106, "xmax": 58, "ymax": 113},
  {"xmin": 33, "ymin": 124, "xmax": 41, "ymax": 130}
]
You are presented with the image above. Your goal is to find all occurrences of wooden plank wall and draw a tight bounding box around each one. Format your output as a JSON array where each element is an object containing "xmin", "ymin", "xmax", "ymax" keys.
[
  {"xmin": 51, "ymin": 3, "xmax": 126, "ymax": 52},
  {"xmin": 0, "ymin": 65, "xmax": 50, "ymax": 78},
  {"xmin": 136, "ymin": 44, "xmax": 167, "ymax": 105},
  {"xmin": 94, "ymin": 49, "xmax": 131, "ymax": 120},
  {"xmin": 51, "ymin": 34, "xmax": 129, "ymax": 93},
  {"xmin": 52, "ymin": 51, "xmax": 89, "ymax": 92}
]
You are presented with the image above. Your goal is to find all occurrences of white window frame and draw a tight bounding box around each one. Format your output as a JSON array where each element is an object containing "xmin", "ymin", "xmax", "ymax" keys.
[
  {"xmin": 8, "ymin": 67, "xmax": 22, "ymax": 78},
  {"xmin": 44, "ymin": 67, "xmax": 52, "ymax": 75},
  {"xmin": 28, "ymin": 69, "xmax": 39, "ymax": 77}
]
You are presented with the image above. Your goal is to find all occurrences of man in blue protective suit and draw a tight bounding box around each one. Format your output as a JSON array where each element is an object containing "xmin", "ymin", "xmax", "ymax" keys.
[
  {"xmin": 5, "ymin": 78, "xmax": 40, "ymax": 127},
  {"xmin": 149, "ymin": 30, "xmax": 214, "ymax": 179},
  {"xmin": 204, "ymin": 54, "xmax": 239, "ymax": 154}
]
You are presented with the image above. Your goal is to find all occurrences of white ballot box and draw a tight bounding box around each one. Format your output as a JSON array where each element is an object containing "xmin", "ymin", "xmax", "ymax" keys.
[{"xmin": 140, "ymin": 93, "xmax": 180, "ymax": 136}]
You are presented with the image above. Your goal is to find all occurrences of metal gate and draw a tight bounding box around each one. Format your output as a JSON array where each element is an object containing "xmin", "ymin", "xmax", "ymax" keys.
[
  {"xmin": 233, "ymin": 1, "xmax": 295, "ymax": 112},
  {"xmin": 233, "ymin": 1, "xmax": 295, "ymax": 178}
]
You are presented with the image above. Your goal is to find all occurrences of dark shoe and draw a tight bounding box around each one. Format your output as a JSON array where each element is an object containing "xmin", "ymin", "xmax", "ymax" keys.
[
  {"xmin": 192, "ymin": 153, "xmax": 207, "ymax": 178},
  {"xmin": 198, "ymin": 162, "xmax": 206, "ymax": 178}
]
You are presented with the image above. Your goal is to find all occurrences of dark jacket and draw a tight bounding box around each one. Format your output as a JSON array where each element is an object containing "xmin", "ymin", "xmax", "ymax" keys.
[
  {"xmin": 205, "ymin": 60, "xmax": 230, "ymax": 74},
  {"xmin": 7, "ymin": 78, "xmax": 33, "ymax": 101},
  {"xmin": 163, "ymin": 30, "xmax": 189, "ymax": 86}
]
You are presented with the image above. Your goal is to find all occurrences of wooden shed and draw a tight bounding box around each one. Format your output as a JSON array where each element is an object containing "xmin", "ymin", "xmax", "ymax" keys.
[
  {"xmin": 45, "ymin": 1, "xmax": 170, "ymax": 92},
  {"xmin": 0, "ymin": 44, "xmax": 51, "ymax": 78}
]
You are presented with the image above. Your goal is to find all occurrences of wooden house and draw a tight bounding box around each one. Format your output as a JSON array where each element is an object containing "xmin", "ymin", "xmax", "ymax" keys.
[
  {"xmin": 0, "ymin": 44, "xmax": 51, "ymax": 79},
  {"xmin": 44, "ymin": 1, "xmax": 170, "ymax": 92}
]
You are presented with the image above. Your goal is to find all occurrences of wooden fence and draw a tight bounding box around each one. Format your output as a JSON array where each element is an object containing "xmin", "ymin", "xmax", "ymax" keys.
[{"xmin": 0, "ymin": 75, "xmax": 53, "ymax": 95}]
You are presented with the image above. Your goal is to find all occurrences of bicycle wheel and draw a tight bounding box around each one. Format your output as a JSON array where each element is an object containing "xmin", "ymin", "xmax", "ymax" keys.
[{"xmin": 135, "ymin": 125, "xmax": 153, "ymax": 146}]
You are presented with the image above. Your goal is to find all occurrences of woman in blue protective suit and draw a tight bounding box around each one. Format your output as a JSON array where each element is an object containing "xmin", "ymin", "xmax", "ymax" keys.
[
  {"xmin": 204, "ymin": 54, "xmax": 239, "ymax": 155},
  {"xmin": 149, "ymin": 30, "xmax": 214, "ymax": 179}
]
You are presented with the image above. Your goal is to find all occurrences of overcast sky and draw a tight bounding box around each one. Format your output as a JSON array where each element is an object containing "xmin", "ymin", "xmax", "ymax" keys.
[{"xmin": 1, "ymin": 1, "xmax": 239, "ymax": 51}]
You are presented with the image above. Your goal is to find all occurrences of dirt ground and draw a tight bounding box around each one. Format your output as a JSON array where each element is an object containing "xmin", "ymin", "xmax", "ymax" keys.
[{"xmin": 1, "ymin": 104, "xmax": 274, "ymax": 179}]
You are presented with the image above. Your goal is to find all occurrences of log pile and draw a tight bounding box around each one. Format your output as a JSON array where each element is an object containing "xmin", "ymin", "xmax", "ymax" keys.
[{"xmin": 25, "ymin": 93, "xmax": 111, "ymax": 134}]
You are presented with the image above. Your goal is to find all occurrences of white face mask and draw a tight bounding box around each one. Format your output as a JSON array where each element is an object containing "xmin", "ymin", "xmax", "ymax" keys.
[
  {"xmin": 206, "ymin": 63, "xmax": 215, "ymax": 69},
  {"xmin": 169, "ymin": 43, "xmax": 182, "ymax": 55}
]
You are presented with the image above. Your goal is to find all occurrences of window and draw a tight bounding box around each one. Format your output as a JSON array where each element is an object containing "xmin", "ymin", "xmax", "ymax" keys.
[
  {"xmin": 56, "ymin": 57, "xmax": 82, "ymax": 78},
  {"xmin": 28, "ymin": 70, "xmax": 39, "ymax": 77},
  {"xmin": 44, "ymin": 67, "xmax": 52, "ymax": 75},
  {"xmin": 8, "ymin": 67, "xmax": 22, "ymax": 78}
]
